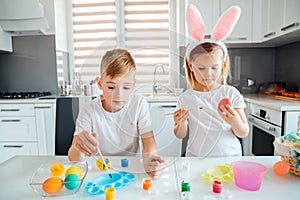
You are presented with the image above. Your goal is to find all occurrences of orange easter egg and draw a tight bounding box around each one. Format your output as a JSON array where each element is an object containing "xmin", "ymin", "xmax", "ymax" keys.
[
  {"xmin": 273, "ymin": 161, "xmax": 290, "ymax": 176},
  {"xmin": 42, "ymin": 177, "xmax": 64, "ymax": 194}
]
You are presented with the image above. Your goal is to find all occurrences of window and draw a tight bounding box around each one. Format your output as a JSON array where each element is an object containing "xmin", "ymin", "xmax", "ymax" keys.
[{"xmin": 72, "ymin": 0, "xmax": 176, "ymax": 88}]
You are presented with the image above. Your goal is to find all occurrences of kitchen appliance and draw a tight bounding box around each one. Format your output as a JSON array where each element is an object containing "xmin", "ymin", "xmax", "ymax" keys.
[
  {"xmin": 247, "ymin": 103, "xmax": 300, "ymax": 156},
  {"xmin": 0, "ymin": 91, "xmax": 51, "ymax": 99}
]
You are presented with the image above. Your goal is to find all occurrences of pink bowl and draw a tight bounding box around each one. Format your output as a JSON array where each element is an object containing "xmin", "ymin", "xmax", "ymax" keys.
[{"xmin": 231, "ymin": 161, "xmax": 267, "ymax": 191}]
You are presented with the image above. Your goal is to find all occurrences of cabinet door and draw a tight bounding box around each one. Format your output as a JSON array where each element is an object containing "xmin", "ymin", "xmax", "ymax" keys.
[
  {"xmin": 220, "ymin": 0, "xmax": 253, "ymax": 42},
  {"xmin": 0, "ymin": 142, "xmax": 38, "ymax": 163},
  {"xmin": 149, "ymin": 102, "xmax": 182, "ymax": 156},
  {"xmin": 35, "ymin": 104, "xmax": 56, "ymax": 155},
  {"xmin": 282, "ymin": 0, "xmax": 300, "ymax": 33}
]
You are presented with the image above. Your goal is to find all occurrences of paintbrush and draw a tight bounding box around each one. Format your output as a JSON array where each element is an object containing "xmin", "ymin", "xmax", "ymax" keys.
[
  {"xmin": 94, "ymin": 146, "xmax": 112, "ymax": 178},
  {"xmin": 164, "ymin": 107, "xmax": 203, "ymax": 116}
]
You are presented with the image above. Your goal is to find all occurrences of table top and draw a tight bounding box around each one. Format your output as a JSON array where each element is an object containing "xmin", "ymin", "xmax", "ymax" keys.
[{"xmin": 0, "ymin": 155, "xmax": 299, "ymax": 200}]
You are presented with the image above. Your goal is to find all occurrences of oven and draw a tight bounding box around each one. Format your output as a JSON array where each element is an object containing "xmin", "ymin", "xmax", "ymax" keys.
[{"xmin": 247, "ymin": 103, "xmax": 282, "ymax": 156}]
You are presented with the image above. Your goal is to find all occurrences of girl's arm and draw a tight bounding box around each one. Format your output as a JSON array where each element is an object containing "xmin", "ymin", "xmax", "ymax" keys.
[
  {"xmin": 173, "ymin": 108, "xmax": 189, "ymax": 139},
  {"xmin": 221, "ymin": 106, "xmax": 249, "ymax": 138}
]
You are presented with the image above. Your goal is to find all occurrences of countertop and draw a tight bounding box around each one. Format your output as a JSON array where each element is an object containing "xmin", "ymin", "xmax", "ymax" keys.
[
  {"xmin": 0, "ymin": 155, "xmax": 299, "ymax": 199},
  {"xmin": 243, "ymin": 94, "xmax": 300, "ymax": 111}
]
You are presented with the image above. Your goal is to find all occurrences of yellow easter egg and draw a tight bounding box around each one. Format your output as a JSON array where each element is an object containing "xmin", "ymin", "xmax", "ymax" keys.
[
  {"xmin": 96, "ymin": 157, "xmax": 112, "ymax": 171},
  {"xmin": 65, "ymin": 166, "xmax": 83, "ymax": 179},
  {"xmin": 50, "ymin": 163, "xmax": 65, "ymax": 176}
]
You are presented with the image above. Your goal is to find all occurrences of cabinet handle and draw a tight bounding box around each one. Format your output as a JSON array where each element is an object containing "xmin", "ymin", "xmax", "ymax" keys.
[
  {"xmin": 34, "ymin": 106, "xmax": 51, "ymax": 109},
  {"xmin": 3, "ymin": 145, "xmax": 23, "ymax": 148},
  {"xmin": 0, "ymin": 109, "xmax": 20, "ymax": 112},
  {"xmin": 1, "ymin": 119, "xmax": 21, "ymax": 122},
  {"xmin": 281, "ymin": 22, "xmax": 299, "ymax": 31},
  {"xmin": 263, "ymin": 32, "xmax": 276, "ymax": 38},
  {"xmin": 226, "ymin": 37, "xmax": 247, "ymax": 41},
  {"xmin": 160, "ymin": 105, "xmax": 176, "ymax": 108}
]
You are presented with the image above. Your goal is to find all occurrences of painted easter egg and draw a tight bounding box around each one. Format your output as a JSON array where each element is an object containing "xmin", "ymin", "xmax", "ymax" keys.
[
  {"xmin": 50, "ymin": 162, "xmax": 65, "ymax": 176},
  {"xmin": 42, "ymin": 177, "xmax": 64, "ymax": 194},
  {"xmin": 64, "ymin": 174, "xmax": 81, "ymax": 190},
  {"xmin": 273, "ymin": 161, "xmax": 290, "ymax": 176},
  {"xmin": 96, "ymin": 157, "xmax": 112, "ymax": 171},
  {"xmin": 65, "ymin": 166, "xmax": 83, "ymax": 178},
  {"xmin": 218, "ymin": 98, "xmax": 232, "ymax": 112}
]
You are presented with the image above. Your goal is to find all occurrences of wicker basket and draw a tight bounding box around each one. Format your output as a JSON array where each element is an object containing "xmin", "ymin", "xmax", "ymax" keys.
[{"xmin": 274, "ymin": 137, "xmax": 300, "ymax": 176}]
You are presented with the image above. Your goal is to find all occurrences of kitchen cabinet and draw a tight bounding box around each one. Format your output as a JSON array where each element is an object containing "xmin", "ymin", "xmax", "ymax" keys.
[
  {"xmin": 0, "ymin": 27, "xmax": 12, "ymax": 52},
  {"xmin": 281, "ymin": 0, "xmax": 300, "ymax": 34},
  {"xmin": 34, "ymin": 103, "xmax": 56, "ymax": 155},
  {"xmin": 149, "ymin": 101, "xmax": 182, "ymax": 156},
  {"xmin": 0, "ymin": 102, "xmax": 56, "ymax": 163},
  {"xmin": 220, "ymin": 0, "xmax": 253, "ymax": 43}
]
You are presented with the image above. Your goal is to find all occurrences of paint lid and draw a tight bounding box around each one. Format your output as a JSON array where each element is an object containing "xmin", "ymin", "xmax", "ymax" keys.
[{"xmin": 181, "ymin": 181, "xmax": 190, "ymax": 192}]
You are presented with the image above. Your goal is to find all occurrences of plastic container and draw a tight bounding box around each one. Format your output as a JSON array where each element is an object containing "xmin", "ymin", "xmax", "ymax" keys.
[{"xmin": 231, "ymin": 161, "xmax": 267, "ymax": 191}]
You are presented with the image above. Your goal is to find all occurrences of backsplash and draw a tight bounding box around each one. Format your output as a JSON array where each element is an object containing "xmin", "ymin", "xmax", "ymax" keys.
[{"xmin": 0, "ymin": 35, "xmax": 58, "ymax": 95}]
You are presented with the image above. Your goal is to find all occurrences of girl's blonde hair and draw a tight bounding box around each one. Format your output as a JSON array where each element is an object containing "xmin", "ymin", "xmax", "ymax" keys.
[
  {"xmin": 185, "ymin": 43, "xmax": 230, "ymax": 89},
  {"xmin": 100, "ymin": 49, "xmax": 136, "ymax": 78}
]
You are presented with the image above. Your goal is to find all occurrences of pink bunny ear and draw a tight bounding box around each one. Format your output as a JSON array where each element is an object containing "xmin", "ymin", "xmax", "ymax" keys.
[
  {"xmin": 212, "ymin": 6, "xmax": 241, "ymax": 41},
  {"xmin": 186, "ymin": 4, "xmax": 205, "ymax": 42}
]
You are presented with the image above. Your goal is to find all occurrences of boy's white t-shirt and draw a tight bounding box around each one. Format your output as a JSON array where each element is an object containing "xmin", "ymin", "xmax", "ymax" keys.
[
  {"xmin": 177, "ymin": 85, "xmax": 246, "ymax": 157},
  {"xmin": 75, "ymin": 94, "xmax": 152, "ymax": 156}
]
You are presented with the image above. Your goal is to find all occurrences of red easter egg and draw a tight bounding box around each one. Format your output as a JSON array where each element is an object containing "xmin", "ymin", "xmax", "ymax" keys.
[{"xmin": 218, "ymin": 98, "xmax": 232, "ymax": 111}]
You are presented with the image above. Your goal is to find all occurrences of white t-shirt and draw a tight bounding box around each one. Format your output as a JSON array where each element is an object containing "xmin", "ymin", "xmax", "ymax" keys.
[
  {"xmin": 75, "ymin": 94, "xmax": 152, "ymax": 156},
  {"xmin": 177, "ymin": 85, "xmax": 246, "ymax": 157}
]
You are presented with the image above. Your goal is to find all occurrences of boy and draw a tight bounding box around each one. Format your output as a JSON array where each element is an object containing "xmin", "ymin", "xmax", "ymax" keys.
[{"xmin": 68, "ymin": 49, "xmax": 164, "ymax": 179}]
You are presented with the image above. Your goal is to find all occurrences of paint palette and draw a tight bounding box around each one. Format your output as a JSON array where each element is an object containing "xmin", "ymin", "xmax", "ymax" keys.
[{"xmin": 84, "ymin": 171, "xmax": 135, "ymax": 195}]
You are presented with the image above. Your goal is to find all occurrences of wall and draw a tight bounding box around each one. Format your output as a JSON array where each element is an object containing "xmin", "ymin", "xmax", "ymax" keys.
[
  {"xmin": 275, "ymin": 41, "xmax": 300, "ymax": 90},
  {"xmin": 0, "ymin": 35, "xmax": 58, "ymax": 95}
]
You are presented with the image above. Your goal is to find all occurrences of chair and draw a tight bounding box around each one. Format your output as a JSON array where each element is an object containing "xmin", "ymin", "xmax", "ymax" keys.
[{"xmin": 55, "ymin": 97, "xmax": 79, "ymax": 155}]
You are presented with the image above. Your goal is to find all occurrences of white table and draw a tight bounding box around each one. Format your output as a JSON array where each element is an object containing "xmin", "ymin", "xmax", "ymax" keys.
[{"xmin": 0, "ymin": 155, "xmax": 299, "ymax": 199}]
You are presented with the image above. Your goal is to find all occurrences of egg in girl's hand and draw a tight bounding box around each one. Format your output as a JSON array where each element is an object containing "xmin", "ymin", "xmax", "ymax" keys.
[
  {"xmin": 273, "ymin": 161, "xmax": 290, "ymax": 176},
  {"xmin": 218, "ymin": 98, "xmax": 232, "ymax": 112}
]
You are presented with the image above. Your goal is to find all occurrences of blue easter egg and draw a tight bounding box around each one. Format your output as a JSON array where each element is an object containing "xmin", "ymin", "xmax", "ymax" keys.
[{"xmin": 64, "ymin": 174, "xmax": 80, "ymax": 190}]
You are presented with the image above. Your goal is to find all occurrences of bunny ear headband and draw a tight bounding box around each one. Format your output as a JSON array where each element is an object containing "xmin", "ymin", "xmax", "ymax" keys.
[{"xmin": 186, "ymin": 4, "xmax": 241, "ymax": 61}]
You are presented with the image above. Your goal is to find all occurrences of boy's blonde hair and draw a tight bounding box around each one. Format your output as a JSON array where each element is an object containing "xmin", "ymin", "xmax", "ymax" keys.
[
  {"xmin": 185, "ymin": 43, "xmax": 230, "ymax": 89},
  {"xmin": 100, "ymin": 49, "xmax": 136, "ymax": 78}
]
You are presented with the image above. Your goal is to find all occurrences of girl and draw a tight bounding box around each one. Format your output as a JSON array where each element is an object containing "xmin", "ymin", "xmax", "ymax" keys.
[
  {"xmin": 173, "ymin": 5, "xmax": 249, "ymax": 157},
  {"xmin": 68, "ymin": 49, "xmax": 164, "ymax": 179}
]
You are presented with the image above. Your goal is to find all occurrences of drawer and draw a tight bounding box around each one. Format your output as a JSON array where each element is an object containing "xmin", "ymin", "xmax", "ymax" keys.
[
  {"xmin": 0, "ymin": 104, "xmax": 35, "ymax": 116},
  {"xmin": 0, "ymin": 117, "xmax": 37, "ymax": 141},
  {"xmin": 0, "ymin": 142, "xmax": 38, "ymax": 163}
]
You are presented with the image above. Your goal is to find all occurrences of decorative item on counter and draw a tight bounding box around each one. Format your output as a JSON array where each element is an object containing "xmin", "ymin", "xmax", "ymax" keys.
[
  {"xmin": 231, "ymin": 161, "xmax": 267, "ymax": 191},
  {"xmin": 95, "ymin": 155, "xmax": 112, "ymax": 172},
  {"xmin": 201, "ymin": 164, "xmax": 233, "ymax": 183},
  {"xmin": 212, "ymin": 180, "xmax": 222, "ymax": 194},
  {"xmin": 105, "ymin": 187, "xmax": 116, "ymax": 200},
  {"xmin": 29, "ymin": 161, "xmax": 88, "ymax": 197},
  {"xmin": 121, "ymin": 158, "xmax": 128, "ymax": 167},
  {"xmin": 181, "ymin": 181, "xmax": 192, "ymax": 200},
  {"xmin": 84, "ymin": 171, "xmax": 136, "ymax": 195},
  {"xmin": 143, "ymin": 178, "xmax": 152, "ymax": 190}
]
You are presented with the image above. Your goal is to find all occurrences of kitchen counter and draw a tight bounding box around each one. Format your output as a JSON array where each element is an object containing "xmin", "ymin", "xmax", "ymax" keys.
[
  {"xmin": 244, "ymin": 94, "xmax": 300, "ymax": 111},
  {"xmin": 1, "ymin": 155, "xmax": 299, "ymax": 199},
  {"xmin": 0, "ymin": 97, "xmax": 57, "ymax": 104}
]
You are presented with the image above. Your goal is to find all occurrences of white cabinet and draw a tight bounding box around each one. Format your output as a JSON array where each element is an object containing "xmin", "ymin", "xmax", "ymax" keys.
[
  {"xmin": 220, "ymin": 0, "xmax": 253, "ymax": 43},
  {"xmin": 0, "ymin": 102, "xmax": 56, "ymax": 163},
  {"xmin": 0, "ymin": 27, "xmax": 12, "ymax": 52},
  {"xmin": 281, "ymin": 0, "xmax": 300, "ymax": 34},
  {"xmin": 149, "ymin": 102, "xmax": 182, "ymax": 156},
  {"xmin": 34, "ymin": 103, "xmax": 56, "ymax": 155}
]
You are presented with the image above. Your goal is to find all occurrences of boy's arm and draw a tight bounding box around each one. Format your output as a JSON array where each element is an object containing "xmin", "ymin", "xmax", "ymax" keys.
[
  {"xmin": 68, "ymin": 135, "xmax": 85, "ymax": 161},
  {"xmin": 174, "ymin": 122, "xmax": 188, "ymax": 139},
  {"xmin": 141, "ymin": 131, "xmax": 158, "ymax": 158}
]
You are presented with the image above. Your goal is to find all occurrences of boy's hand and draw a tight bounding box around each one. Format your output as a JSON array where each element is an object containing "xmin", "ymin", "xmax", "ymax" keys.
[
  {"xmin": 173, "ymin": 108, "xmax": 189, "ymax": 126},
  {"xmin": 73, "ymin": 131, "xmax": 98, "ymax": 156},
  {"xmin": 219, "ymin": 105, "xmax": 242, "ymax": 126},
  {"xmin": 143, "ymin": 155, "xmax": 165, "ymax": 179}
]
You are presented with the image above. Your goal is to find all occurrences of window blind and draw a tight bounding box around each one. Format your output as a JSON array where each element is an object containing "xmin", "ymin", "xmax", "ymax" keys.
[{"xmin": 72, "ymin": 0, "xmax": 171, "ymax": 85}]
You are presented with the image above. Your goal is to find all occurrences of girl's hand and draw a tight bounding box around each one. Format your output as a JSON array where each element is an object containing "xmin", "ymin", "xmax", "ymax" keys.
[
  {"xmin": 219, "ymin": 105, "xmax": 242, "ymax": 126},
  {"xmin": 173, "ymin": 108, "xmax": 190, "ymax": 126},
  {"xmin": 73, "ymin": 131, "xmax": 98, "ymax": 156},
  {"xmin": 143, "ymin": 155, "xmax": 165, "ymax": 179}
]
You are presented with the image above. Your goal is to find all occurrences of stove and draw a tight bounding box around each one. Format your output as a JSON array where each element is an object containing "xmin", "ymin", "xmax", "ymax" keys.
[{"xmin": 0, "ymin": 92, "xmax": 51, "ymax": 99}]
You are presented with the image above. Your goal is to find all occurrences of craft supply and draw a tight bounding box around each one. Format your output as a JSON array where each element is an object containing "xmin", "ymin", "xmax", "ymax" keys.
[
  {"xmin": 64, "ymin": 174, "xmax": 80, "ymax": 190},
  {"xmin": 143, "ymin": 178, "xmax": 152, "ymax": 190},
  {"xmin": 212, "ymin": 180, "xmax": 222, "ymax": 194},
  {"xmin": 181, "ymin": 181, "xmax": 191, "ymax": 200},
  {"xmin": 164, "ymin": 108, "xmax": 202, "ymax": 116},
  {"xmin": 105, "ymin": 188, "xmax": 116, "ymax": 200},
  {"xmin": 121, "ymin": 158, "xmax": 128, "ymax": 167},
  {"xmin": 96, "ymin": 147, "xmax": 112, "ymax": 178}
]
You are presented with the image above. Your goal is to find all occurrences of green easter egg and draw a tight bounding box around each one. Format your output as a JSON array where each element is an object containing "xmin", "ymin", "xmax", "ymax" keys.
[{"xmin": 64, "ymin": 174, "xmax": 80, "ymax": 190}]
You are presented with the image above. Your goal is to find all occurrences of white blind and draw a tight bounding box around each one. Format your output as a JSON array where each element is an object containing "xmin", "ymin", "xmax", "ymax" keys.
[{"xmin": 72, "ymin": 0, "xmax": 171, "ymax": 85}]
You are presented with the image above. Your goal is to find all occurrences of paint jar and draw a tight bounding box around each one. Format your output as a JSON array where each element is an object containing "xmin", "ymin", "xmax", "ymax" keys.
[
  {"xmin": 143, "ymin": 178, "xmax": 152, "ymax": 190},
  {"xmin": 212, "ymin": 180, "xmax": 222, "ymax": 194},
  {"xmin": 181, "ymin": 181, "xmax": 192, "ymax": 199},
  {"xmin": 105, "ymin": 187, "xmax": 115, "ymax": 200}
]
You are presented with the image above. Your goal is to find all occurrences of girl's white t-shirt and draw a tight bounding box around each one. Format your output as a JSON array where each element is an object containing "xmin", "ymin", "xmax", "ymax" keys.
[
  {"xmin": 177, "ymin": 85, "xmax": 246, "ymax": 157},
  {"xmin": 75, "ymin": 94, "xmax": 152, "ymax": 156}
]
